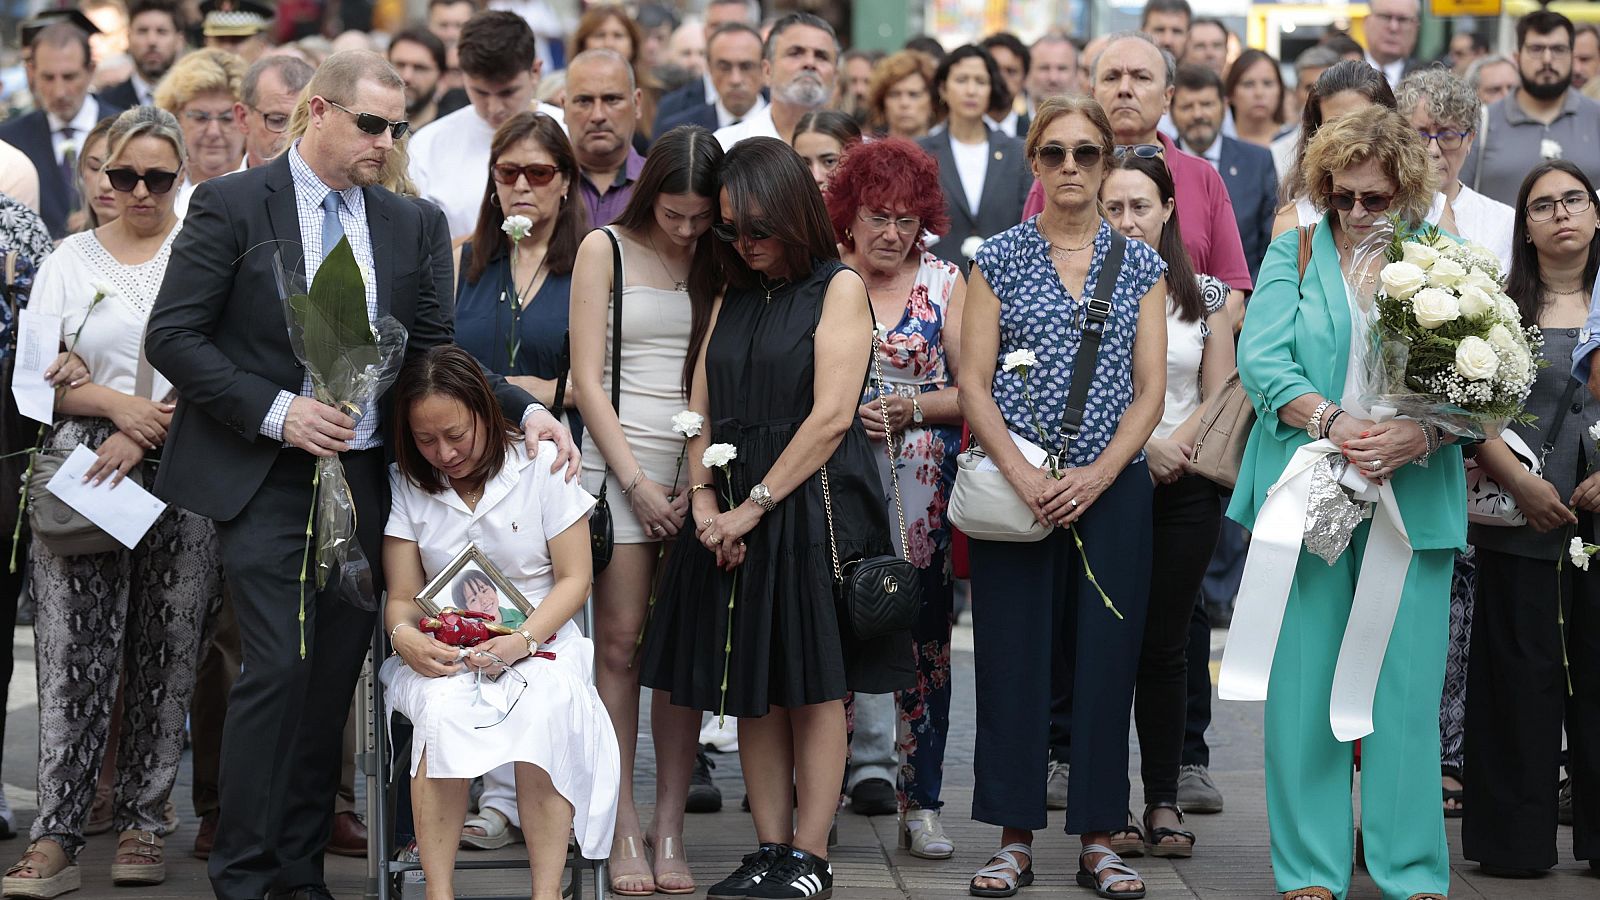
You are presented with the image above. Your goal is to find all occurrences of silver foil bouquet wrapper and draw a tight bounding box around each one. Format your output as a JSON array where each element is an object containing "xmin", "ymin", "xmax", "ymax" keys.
[{"xmin": 1304, "ymin": 455, "xmax": 1370, "ymax": 566}]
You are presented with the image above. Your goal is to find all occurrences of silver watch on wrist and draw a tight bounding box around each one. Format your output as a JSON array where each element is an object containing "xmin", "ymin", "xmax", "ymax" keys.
[
  {"xmin": 911, "ymin": 396, "xmax": 924, "ymax": 424},
  {"xmin": 749, "ymin": 483, "xmax": 776, "ymax": 512}
]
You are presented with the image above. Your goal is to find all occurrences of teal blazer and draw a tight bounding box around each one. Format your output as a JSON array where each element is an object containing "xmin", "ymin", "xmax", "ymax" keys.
[{"xmin": 1226, "ymin": 215, "xmax": 1467, "ymax": 552}]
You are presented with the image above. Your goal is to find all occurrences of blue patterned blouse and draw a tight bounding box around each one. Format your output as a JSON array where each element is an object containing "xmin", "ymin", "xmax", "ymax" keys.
[{"xmin": 973, "ymin": 217, "xmax": 1166, "ymax": 468}]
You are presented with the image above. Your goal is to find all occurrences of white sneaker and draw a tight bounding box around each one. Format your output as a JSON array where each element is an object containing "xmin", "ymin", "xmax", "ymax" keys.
[
  {"xmin": 699, "ymin": 714, "xmax": 739, "ymax": 753},
  {"xmin": 1045, "ymin": 759, "xmax": 1069, "ymax": 811}
]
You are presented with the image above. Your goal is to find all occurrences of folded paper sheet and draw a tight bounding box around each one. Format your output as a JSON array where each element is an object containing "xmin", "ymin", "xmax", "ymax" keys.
[{"xmin": 44, "ymin": 445, "xmax": 167, "ymax": 549}]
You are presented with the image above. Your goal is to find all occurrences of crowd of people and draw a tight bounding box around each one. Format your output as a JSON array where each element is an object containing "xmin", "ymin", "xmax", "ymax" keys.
[{"xmin": 0, "ymin": 1, "xmax": 1594, "ymax": 899}]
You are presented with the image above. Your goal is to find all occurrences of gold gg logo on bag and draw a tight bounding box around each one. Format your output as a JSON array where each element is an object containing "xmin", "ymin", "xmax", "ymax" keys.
[{"xmin": 883, "ymin": 576, "xmax": 898, "ymax": 594}]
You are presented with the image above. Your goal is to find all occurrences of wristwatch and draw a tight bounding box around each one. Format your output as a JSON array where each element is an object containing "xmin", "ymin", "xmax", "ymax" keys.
[
  {"xmin": 749, "ymin": 483, "xmax": 776, "ymax": 512},
  {"xmin": 911, "ymin": 396, "xmax": 924, "ymax": 425},
  {"xmin": 1306, "ymin": 400, "xmax": 1333, "ymax": 441}
]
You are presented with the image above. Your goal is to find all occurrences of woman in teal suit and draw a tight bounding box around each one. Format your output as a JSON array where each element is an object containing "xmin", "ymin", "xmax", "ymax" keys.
[{"xmin": 1227, "ymin": 106, "xmax": 1465, "ymax": 900}]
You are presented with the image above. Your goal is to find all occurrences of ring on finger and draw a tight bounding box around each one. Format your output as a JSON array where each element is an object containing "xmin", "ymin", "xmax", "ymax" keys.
[{"xmin": 1069, "ymin": 497, "xmax": 1079, "ymax": 508}]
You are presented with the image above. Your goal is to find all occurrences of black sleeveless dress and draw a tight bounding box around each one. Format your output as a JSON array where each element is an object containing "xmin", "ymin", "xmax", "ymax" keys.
[{"xmin": 638, "ymin": 260, "xmax": 914, "ymax": 717}]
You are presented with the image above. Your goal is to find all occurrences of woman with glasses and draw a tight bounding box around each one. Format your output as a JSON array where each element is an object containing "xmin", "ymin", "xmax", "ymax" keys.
[
  {"xmin": 153, "ymin": 48, "xmax": 246, "ymax": 218},
  {"xmin": 962, "ymin": 95, "xmax": 1169, "ymax": 899},
  {"xmin": 2, "ymin": 106, "xmax": 222, "ymax": 899},
  {"xmin": 1225, "ymin": 49, "xmax": 1288, "ymax": 149},
  {"xmin": 826, "ymin": 137, "xmax": 966, "ymax": 857},
  {"xmin": 1397, "ymin": 69, "xmax": 1515, "ymax": 270},
  {"xmin": 1465, "ymin": 159, "xmax": 1599, "ymax": 879},
  {"xmin": 792, "ymin": 110, "xmax": 862, "ymax": 191},
  {"xmin": 638, "ymin": 137, "xmax": 913, "ymax": 900},
  {"xmin": 570, "ymin": 124, "xmax": 724, "ymax": 897},
  {"xmin": 917, "ymin": 44, "xmax": 1032, "ymax": 267},
  {"xmin": 1230, "ymin": 105, "xmax": 1463, "ymax": 900}
]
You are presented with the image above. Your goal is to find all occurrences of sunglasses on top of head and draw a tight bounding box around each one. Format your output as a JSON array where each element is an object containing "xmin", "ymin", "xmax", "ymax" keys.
[
  {"xmin": 326, "ymin": 100, "xmax": 410, "ymax": 140},
  {"xmin": 1327, "ymin": 191, "xmax": 1394, "ymax": 213},
  {"xmin": 711, "ymin": 222, "xmax": 774, "ymax": 242},
  {"xmin": 491, "ymin": 163, "xmax": 561, "ymax": 186},
  {"xmin": 105, "ymin": 168, "xmax": 179, "ymax": 194},
  {"xmin": 1035, "ymin": 143, "xmax": 1105, "ymax": 169}
]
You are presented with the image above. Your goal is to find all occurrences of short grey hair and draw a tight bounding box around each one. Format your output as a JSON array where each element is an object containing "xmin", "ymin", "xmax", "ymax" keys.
[
  {"xmin": 1396, "ymin": 68, "xmax": 1480, "ymax": 132},
  {"xmin": 1294, "ymin": 45, "xmax": 1340, "ymax": 76},
  {"xmin": 304, "ymin": 49, "xmax": 404, "ymax": 107},
  {"xmin": 566, "ymin": 48, "xmax": 637, "ymax": 93},
  {"xmin": 106, "ymin": 105, "xmax": 187, "ymax": 168},
  {"xmin": 1094, "ymin": 30, "xmax": 1177, "ymax": 88},
  {"xmin": 242, "ymin": 55, "xmax": 315, "ymax": 107},
  {"xmin": 1465, "ymin": 53, "xmax": 1516, "ymax": 89}
]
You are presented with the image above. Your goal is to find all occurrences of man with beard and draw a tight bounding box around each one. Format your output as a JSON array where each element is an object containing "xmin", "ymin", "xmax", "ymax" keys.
[
  {"xmin": 146, "ymin": 50, "xmax": 576, "ymax": 900},
  {"xmin": 236, "ymin": 55, "xmax": 313, "ymax": 168},
  {"xmin": 563, "ymin": 50, "xmax": 644, "ymax": 225},
  {"xmin": 104, "ymin": 0, "xmax": 186, "ymax": 109},
  {"xmin": 1171, "ymin": 64, "xmax": 1276, "ymax": 279},
  {"xmin": 1461, "ymin": 10, "xmax": 1600, "ymax": 206},
  {"xmin": 387, "ymin": 27, "xmax": 447, "ymax": 131},
  {"xmin": 715, "ymin": 12, "xmax": 837, "ymax": 148},
  {"xmin": 156, "ymin": 48, "xmax": 248, "ymax": 217}
]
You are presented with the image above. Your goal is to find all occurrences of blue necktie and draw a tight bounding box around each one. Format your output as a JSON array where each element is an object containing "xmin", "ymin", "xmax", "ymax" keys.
[{"xmin": 321, "ymin": 191, "xmax": 344, "ymax": 260}]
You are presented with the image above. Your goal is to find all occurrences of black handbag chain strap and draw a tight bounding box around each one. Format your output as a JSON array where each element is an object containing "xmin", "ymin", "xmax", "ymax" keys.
[
  {"xmin": 1537, "ymin": 377, "xmax": 1582, "ymax": 469},
  {"xmin": 554, "ymin": 227, "xmax": 624, "ymax": 499},
  {"xmin": 1052, "ymin": 230, "xmax": 1126, "ymax": 464},
  {"xmin": 819, "ymin": 293, "xmax": 913, "ymax": 582}
]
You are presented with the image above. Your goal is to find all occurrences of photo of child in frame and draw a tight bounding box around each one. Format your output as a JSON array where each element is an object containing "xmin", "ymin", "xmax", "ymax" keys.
[
  {"xmin": 417, "ymin": 545, "xmax": 535, "ymax": 633},
  {"xmin": 449, "ymin": 564, "xmax": 528, "ymax": 630}
]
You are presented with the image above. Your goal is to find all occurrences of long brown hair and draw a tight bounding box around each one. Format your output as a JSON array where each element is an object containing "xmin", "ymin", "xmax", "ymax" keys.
[
  {"xmin": 1106, "ymin": 153, "xmax": 1204, "ymax": 322},
  {"xmin": 466, "ymin": 112, "xmax": 588, "ymax": 285},
  {"xmin": 392, "ymin": 345, "xmax": 519, "ymax": 494}
]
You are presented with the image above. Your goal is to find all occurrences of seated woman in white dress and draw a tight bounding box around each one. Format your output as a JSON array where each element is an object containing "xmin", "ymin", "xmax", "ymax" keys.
[{"xmin": 381, "ymin": 345, "xmax": 619, "ymax": 900}]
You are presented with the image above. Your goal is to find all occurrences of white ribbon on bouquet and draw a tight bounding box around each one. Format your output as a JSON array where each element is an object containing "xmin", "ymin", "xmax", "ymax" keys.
[{"xmin": 1218, "ymin": 438, "xmax": 1413, "ymax": 742}]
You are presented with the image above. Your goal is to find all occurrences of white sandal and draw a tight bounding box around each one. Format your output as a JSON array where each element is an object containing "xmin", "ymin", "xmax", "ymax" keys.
[
  {"xmin": 969, "ymin": 842, "xmax": 1033, "ymax": 897},
  {"xmin": 900, "ymin": 809, "xmax": 955, "ymax": 859},
  {"xmin": 459, "ymin": 807, "xmax": 519, "ymax": 850}
]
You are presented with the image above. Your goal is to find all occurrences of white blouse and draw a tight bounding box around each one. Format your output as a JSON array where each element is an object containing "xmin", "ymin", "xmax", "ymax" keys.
[
  {"xmin": 1155, "ymin": 274, "xmax": 1231, "ymax": 440},
  {"xmin": 1449, "ymin": 184, "xmax": 1516, "ymax": 273},
  {"xmin": 28, "ymin": 227, "xmax": 178, "ymax": 402}
]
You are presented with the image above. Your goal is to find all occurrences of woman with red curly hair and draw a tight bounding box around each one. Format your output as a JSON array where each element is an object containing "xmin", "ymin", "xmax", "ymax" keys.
[{"xmin": 826, "ymin": 137, "xmax": 967, "ymax": 860}]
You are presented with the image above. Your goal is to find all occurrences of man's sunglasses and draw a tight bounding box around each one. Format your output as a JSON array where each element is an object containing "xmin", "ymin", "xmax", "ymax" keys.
[
  {"xmin": 328, "ymin": 100, "xmax": 409, "ymax": 140},
  {"xmin": 1035, "ymin": 143, "xmax": 1105, "ymax": 169},
  {"xmin": 1114, "ymin": 143, "xmax": 1164, "ymax": 159},
  {"xmin": 105, "ymin": 168, "xmax": 179, "ymax": 194},
  {"xmin": 711, "ymin": 222, "xmax": 774, "ymax": 242},
  {"xmin": 492, "ymin": 163, "xmax": 561, "ymax": 187},
  {"xmin": 1328, "ymin": 191, "xmax": 1394, "ymax": 213}
]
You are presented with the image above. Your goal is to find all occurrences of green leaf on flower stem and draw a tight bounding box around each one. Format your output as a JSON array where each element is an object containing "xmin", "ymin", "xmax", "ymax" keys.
[{"xmin": 287, "ymin": 236, "xmax": 380, "ymax": 405}]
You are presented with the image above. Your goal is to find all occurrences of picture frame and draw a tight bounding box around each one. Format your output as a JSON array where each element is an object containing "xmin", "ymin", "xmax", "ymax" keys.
[{"xmin": 414, "ymin": 544, "xmax": 534, "ymax": 631}]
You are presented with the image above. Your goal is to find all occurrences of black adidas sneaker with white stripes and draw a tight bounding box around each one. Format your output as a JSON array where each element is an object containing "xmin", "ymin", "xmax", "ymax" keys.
[
  {"xmin": 745, "ymin": 846, "xmax": 833, "ymax": 899},
  {"xmin": 707, "ymin": 842, "xmax": 787, "ymax": 900}
]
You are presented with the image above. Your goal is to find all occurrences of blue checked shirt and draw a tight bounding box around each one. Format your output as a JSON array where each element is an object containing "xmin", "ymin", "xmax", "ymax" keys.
[{"xmin": 260, "ymin": 143, "xmax": 384, "ymax": 449}]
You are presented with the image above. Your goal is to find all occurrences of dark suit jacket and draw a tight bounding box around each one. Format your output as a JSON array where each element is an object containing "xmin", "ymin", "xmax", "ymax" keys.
[
  {"xmin": 100, "ymin": 78, "xmax": 141, "ymax": 110},
  {"xmin": 0, "ymin": 96, "xmax": 125, "ymax": 239},
  {"xmin": 411, "ymin": 196, "xmax": 454, "ymax": 313},
  {"xmin": 145, "ymin": 154, "xmax": 533, "ymax": 522},
  {"xmin": 1215, "ymin": 136, "xmax": 1278, "ymax": 280},
  {"xmin": 653, "ymin": 102, "xmax": 719, "ymax": 140},
  {"xmin": 654, "ymin": 79, "xmax": 708, "ymax": 127},
  {"xmin": 916, "ymin": 127, "xmax": 1032, "ymax": 268}
]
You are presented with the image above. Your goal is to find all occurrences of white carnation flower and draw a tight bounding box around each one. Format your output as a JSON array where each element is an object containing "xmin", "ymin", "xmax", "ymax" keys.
[
  {"xmin": 701, "ymin": 443, "xmax": 738, "ymax": 469},
  {"xmin": 1400, "ymin": 241, "xmax": 1440, "ymax": 270},
  {"xmin": 1380, "ymin": 261, "xmax": 1428, "ymax": 299},
  {"xmin": 500, "ymin": 214, "xmax": 534, "ymax": 241},
  {"xmin": 1457, "ymin": 285, "xmax": 1495, "ymax": 319},
  {"xmin": 1002, "ymin": 349, "xmax": 1039, "ymax": 372},
  {"xmin": 961, "ymin": 236, "xmax": 984, "ymax": 259},
  {"xmin": 1542, "ymin": 139, "xmax": 1564, "ymax": 160},
  {"xmin": 1412, "ymin": 287, "xmax": 1462, "ymax": 329},
  {"xmin": 1572, "ymin": 536, "xmax": 1591, "ymax": 571},
  {"xmin": 1589, "ymin": 420, "xmax": 1600, "ymax": 444},
  {"xmin": 1454, "ymin": 336, "xmax": 1500, "ymax": 380},
  {"xmin": 90, "ymin": 281, "xmax": 116, "ymax": 299},
  {"xmin": 671, "ymin": 410, "xmax": 704, "ymax": 438}
]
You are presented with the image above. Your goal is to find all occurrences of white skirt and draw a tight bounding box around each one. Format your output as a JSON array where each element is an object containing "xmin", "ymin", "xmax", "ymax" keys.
[{"xmin": 380, "ymin": 626, "xmax": 620, "ymax": 859}]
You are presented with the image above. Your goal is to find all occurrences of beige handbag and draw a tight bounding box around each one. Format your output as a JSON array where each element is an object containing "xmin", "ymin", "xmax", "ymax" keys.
[{"xmin": 1190, "ymin": 224, "xmax": 1315, "ymax": 490}]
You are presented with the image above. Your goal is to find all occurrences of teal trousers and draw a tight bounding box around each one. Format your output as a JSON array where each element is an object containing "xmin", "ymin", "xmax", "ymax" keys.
[{"xmin": 1264, "ymin": 521, "xmax": 1452, "ymax": 899}]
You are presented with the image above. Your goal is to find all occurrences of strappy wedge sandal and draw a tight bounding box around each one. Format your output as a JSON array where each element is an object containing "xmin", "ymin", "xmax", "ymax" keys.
[
  {"xmin": 110, "ymin": 830, "xmax": 164, "ymax": 886},
  {"xmin": 2, "ymin": 840, "xmax": 80, "ymax": 899},
  {"xmin": 969, "ymin": 842, "xmax": 1033, "ymax": 898},
  {"xmin": 1077, "ymin": 843, "xmax": 1145, "ymax": 898},
  {"xmin": 1106, "ymin": 811, "xmax": 1144, "ymax": 858},
  {"xmin": 1142, "ymin": 802, "xmax": 1196, "ymax": 859},
  {"xmin": 1282, "ymin": 888, "xmax": 1335, "ymax": 900}
]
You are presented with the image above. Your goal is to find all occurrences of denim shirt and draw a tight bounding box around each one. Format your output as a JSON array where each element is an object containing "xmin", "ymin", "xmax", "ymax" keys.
[{"xmin": 973, "ymin": 217, "xmax": 1166, "ymax": 468}]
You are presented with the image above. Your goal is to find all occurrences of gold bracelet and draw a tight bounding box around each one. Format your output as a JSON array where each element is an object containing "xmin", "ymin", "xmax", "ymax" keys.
[
  {"xmin": 389, "ymin": 621, "xmax": 409, "ymax": 652},
  {"xmin": 517, "ymin": 629, "xmax": 538, "ymax": 657},
  {"xmin": 686, "ymin": 482, "xmax": 715, "ymax": 498}
]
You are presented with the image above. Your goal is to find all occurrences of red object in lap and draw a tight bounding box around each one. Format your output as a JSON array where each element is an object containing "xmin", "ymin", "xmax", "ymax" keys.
[{"xmin": 418, "ymin": 608, "xmax": 511, "ymax": 647}]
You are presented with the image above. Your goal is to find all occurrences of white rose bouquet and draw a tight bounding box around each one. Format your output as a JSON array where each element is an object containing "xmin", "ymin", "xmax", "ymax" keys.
[{"xmin": 1360, "ymin": 221, "xmax": 1541, "ymax": 438}]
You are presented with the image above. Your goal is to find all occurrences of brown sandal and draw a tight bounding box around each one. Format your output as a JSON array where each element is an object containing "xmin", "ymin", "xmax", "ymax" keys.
[
  {"xmin": 110, "ymin": 830, "xmax": 165, "ymax": 886},
  {"xmin": 1282, "ymin": 889, "xmax": 1335, "ymax": 900},
  {"xmin": 2, "ymin": 840, "xmax": 80, "ymax": 899}
]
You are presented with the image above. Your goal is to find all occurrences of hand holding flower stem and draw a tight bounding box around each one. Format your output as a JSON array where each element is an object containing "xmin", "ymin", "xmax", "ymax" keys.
[
  {"xmin": 631, "ymin": 411, "xmax": 705, "ymax": 668},
  {"xmin": 701, "ymin": 441, "xmax": 739, "ymax": 724}
]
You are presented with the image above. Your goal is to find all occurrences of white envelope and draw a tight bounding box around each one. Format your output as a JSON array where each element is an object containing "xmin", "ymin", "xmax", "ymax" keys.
[{"xmin": 44, "ymin": 445, "xmax": 167, "ymax": 549}]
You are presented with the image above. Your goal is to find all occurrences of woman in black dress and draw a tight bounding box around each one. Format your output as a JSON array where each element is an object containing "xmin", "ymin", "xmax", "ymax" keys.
[{"xmin": 639, "ymin": 137, "xmax": 914, "ymax": 899}]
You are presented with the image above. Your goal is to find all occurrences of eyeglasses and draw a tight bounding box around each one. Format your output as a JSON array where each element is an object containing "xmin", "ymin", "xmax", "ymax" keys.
[
  {"xmin": 105, "ymin": 167, "xmax": 179, "ymax": 194},
  {"xmin": 327, "ymin": 100, "xmax": 410, "ymax": 140},
  {"xmin": 1114, "ymin": 143, "xmax": 1164, "ymax": 159},
  {"xmin": 1327, "ymin": 191, "xmax": 1394, "ymax": 213},
  {"xmin": 491, "ymin": 163, "xmax": 561, "ymax": 186},
  {"xmin": 1417, "ymin": 128, "xmax": 1471, "ymax": 151},
  {"xmin": 252, "ymin": 107, "xmax": 289, "ymax": 134},
  {"xmin": 1527, "ymin": 192, "xmax": 1594, "ymax": 221},
  {"xmin": 1523, "ymin": 43, "xmax": 1572, "ymax": 59},
  {"xmin": 858, "ymin": 211, "xmax": 921, "ymax": 236},
  {"xmin": 182, "ymin": 109, "xmax": 236, "ymax": 127},
  {"xmin": 711, "ymin": 222, "xmax": 774, "ymax": 242},
  {"xmin": 1370, "ymin": 12, "xmax": 1418, "ymax": 27},
  {"xmin": 1035, "ymin": 142, "xmax": 1105, "ymax": 169}
]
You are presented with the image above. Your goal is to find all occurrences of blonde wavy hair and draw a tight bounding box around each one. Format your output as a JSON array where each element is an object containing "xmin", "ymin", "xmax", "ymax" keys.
[
  {"xmin": 1301, "ymin": 105, "xmax": 1436, "ymax": 225},
  {"xmin": 154, "ymin": 48, "xmax": 246, "ymax": 112},
  {"xmin": 282, "ymin": 84, "xmax": 418, "ymax": 196}
]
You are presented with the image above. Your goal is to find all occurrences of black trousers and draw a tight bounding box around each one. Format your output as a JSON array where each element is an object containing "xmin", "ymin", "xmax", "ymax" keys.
[
  {"xmin": 1462, "ymin": 546, "xmax": 1600, "ymax": 868},
  {"xmin": 1183, "ymin": 592, "xmax": 1214, "ymax": 769},
  {"xmin": 971, "ymin": 461, "xmax": 1152, "ymax": 834},
  {"xmin": 207, "ymin": 449, "xmax": 387, "ymax": 900}
]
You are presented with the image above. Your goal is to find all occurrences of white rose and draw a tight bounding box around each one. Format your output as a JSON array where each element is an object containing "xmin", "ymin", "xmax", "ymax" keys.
[
  {"xmin": 1495, "ymin": 293, "xmax": 1521, "ymax": 322},
  {"xmin": 1459, "ymin": 268, "xmax": 1499, "ymax": 296},
  {"xmin": 1454, "ymin": 336, "xmax": 1500, "ymax": 380},
  {"xmin": 500, "ymin": 214, "xmax": 533, "ymax": 241},
  {"xmin": 1457, "ymin": 285, "xmax": 1495, "ymax": 319},
  {"xmin": 1380, "ymin": 261, "xmax": 1428, "ymax": 300},
  {"xmin": 1400, "ymin": 241, "xmax": 1440, "ymax": 270},
  {"xmin": 1411, "ymin": 288, "xmax": 1461, "ymax": 329},
  {"xmin": 1002, "ymin": 348, "xmax": 1039, "ymax": 372},
  {"xmin": 701, "ymin": 443, "xmax": 738, "ymax": 469},
  {"xmin": 1572, "ymin": 536, "xmax": 1592, "ymax": 571},
  {"xmin": 1461, "ymin": 243, "xmax": 1502, "ymax": 275},
  {"xmin": 1487, "ymin": 323, "xmax": 1522, "ymax": 355},
  {"xmin": 1427, "ymin": 256, "xmax": 1467, "ymax": 288},
  {"xmin": 1542, "ymin": 138, "xmax": 1563, "ymax": 160},
  {"xmin": 671, "ymin": 410, "xmax": 704, "ymax": 438},
  {"xmin": 961, "ymin": 236, "xmax": 984, "ymax": 259}
]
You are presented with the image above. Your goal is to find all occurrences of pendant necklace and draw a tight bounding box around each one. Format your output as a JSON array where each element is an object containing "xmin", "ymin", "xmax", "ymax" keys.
[
  {"xmin": 646, "ymin": 230, "xmax": 689, "ymax": 292},
  {"xmin": 1047, "ymin": 226, "xmax": 1097, "ymax": 263},
  {"xmin": 760, "ymin": 272, "xmax": 788, "ymax": 303}
]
